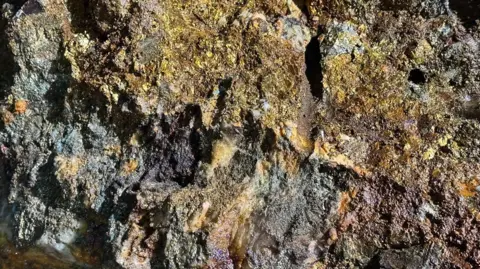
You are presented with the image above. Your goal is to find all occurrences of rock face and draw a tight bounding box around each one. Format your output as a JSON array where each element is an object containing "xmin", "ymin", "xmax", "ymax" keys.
[{"xmin": 1, "ymin": 0, "xmax": 480, "ymax": 268}]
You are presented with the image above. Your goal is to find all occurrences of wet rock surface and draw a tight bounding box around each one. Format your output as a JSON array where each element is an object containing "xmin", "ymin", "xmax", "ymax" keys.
[{"xmin": 1, "ymin": 0, "xmax": 480, "ymax": 268}]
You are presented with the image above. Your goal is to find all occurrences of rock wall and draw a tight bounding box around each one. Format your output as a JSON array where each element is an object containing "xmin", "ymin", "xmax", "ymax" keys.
[{"xmin": 1, "ymin": 0, "xmax": 480, "ymax": 268}]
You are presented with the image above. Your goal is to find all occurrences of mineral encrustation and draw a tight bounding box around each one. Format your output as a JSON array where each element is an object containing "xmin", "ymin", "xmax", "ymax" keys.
[{"xmin": 1, "ymin": 0, "xmax": 480, "ymax": 268}]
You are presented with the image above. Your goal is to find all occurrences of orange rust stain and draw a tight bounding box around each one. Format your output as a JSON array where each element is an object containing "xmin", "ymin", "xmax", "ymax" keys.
[
  {"xmin": 338, "ymin": 192, "xmax": 351, "ymax": 214},
  {"xmin": 122, "ymin": 159, "xmax": 138, "ymax": 175},
  {"xmin": 353, "ymin": 166, "xmax": 371, "ymax": 177},
  {"xmin": 14, "ymin": 100, "xmax": 27, "ymax": 114},
  {"xmin": 55, "ymin": 156, "xmax": 84, "ymax": 180},
  {"xmin": 349, "ymin": 187, "xmax": 358, "ymax": 198},
  {"xmin": 457, "ymin": 178, "xmax": 479, "ymax": 198}
]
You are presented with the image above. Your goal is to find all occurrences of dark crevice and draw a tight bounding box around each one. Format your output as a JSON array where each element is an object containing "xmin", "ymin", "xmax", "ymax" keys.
[
  {"xmin": 408, "ymin": 68, "xmax": 426, "ymax": 84},
  {"xmin": 244, "ymin": 111, "xmax": 262, "ymax": 143},
  {"xmin": 66, "ymin": 0, "xmax": 91, "ymax": 33},
  {"xmin": 114, "ymin": 189, "xmax": 138, "ymax": 224},
  {"xmin": 364, "ymin": 253, "xmax": 382, "ymax": 269},
  {"xmin": 152, "ymin": 231, "xmax": 169, "ymax": 269},
  {"xmin": 45, "ymin": 45, "xmax": 73, "ymax": 123},
  {"xmin": 0, "ymin": 1, "xmax": 24, "ymax": 99},
  {"xmin": 292, "ymin": 0, "xmax": 310, "ymax": 17},
  {"xmin": 110, "ymin": 93, "xmax": 145, "ymax": 143},
  {"xmin": 261, "ymin": 128, "xmax": 277, "ymax": 153},
  {"xmin": 141, "ymin": 105, "xmax": 208, "ymax": 188},
  {"xmin": 76, "ymin": 213, "xmax": 110, "ymax": 266},
  {"xmin": 450, "ymin": 0, "xmax": 480, "ymax": 28},
  {"xmin": 305, "ymin": 36, "xmax": 324, "ymax": 100},
  {"xmin": 174, "ymin": 104, "xmax": 205, "ymax": 187},
  {"xmin": 32, "ymin": 153, "xmax": 66, "ymax": 206},
  {"xmin": 66, "ymin": 0, "xmax": 110, "ymax": 41},
  {"xmin": 6, "ymin": 0, "xmax": 28, "ymax": 11},
  {"xmin": 20, "ymin": 0, "xmax": 43, "ymax": 15},
  {"xmin": 379, "ymin": 0, "xmax": 411, "ymax": 12},
  {"xmin": 211, "ymin": 77, "xmax": 232, "ymax": 126}
]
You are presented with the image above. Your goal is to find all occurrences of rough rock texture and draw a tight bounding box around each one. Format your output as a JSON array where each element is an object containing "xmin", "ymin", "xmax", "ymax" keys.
[{"xmin": 1, "ymin": 0, "xmax": 480, "ymax": 268}]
